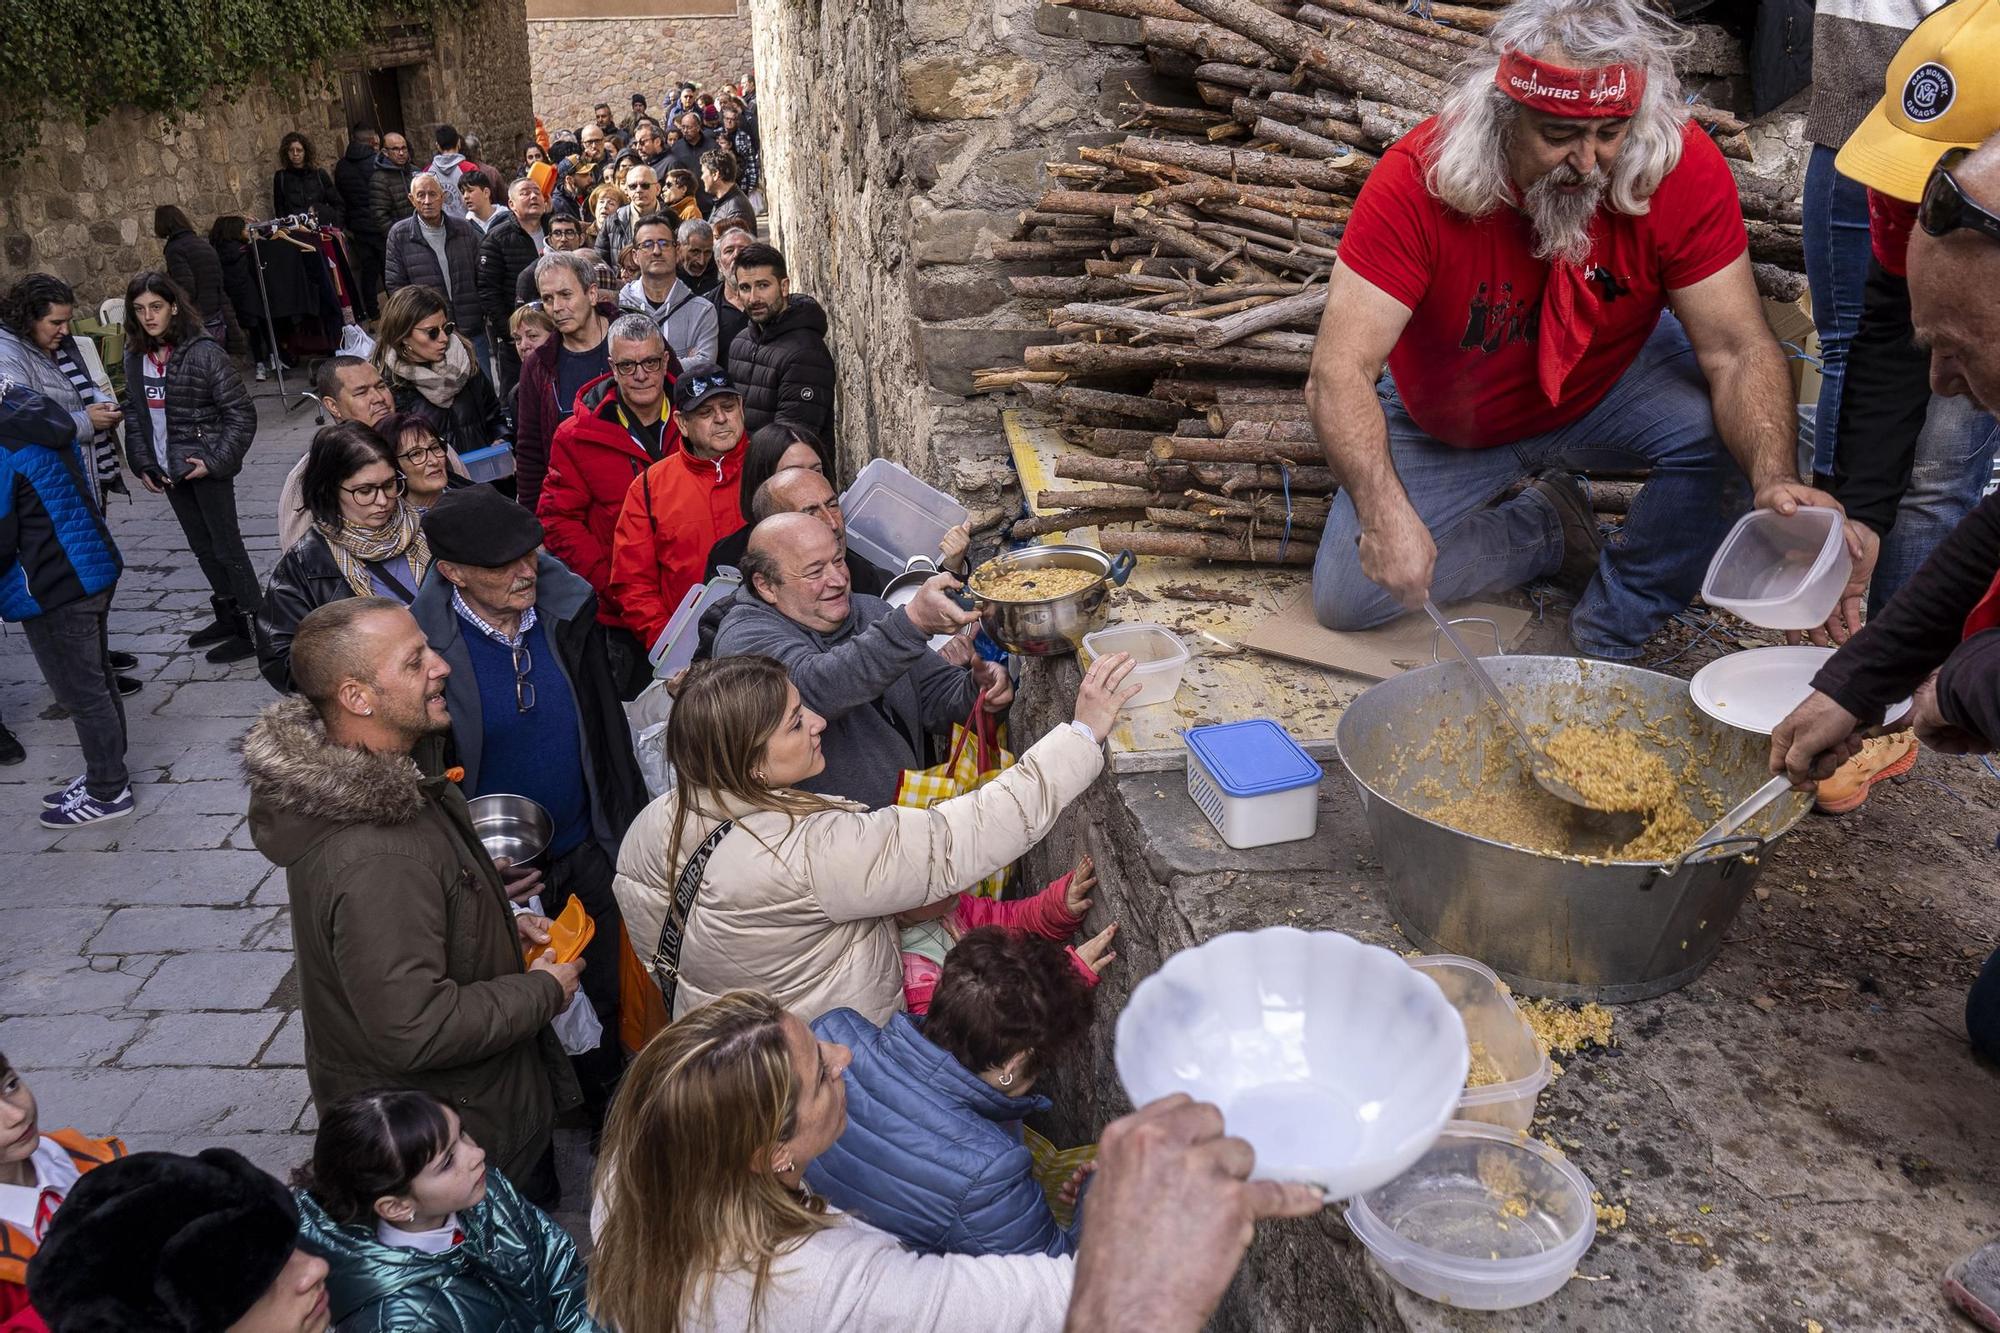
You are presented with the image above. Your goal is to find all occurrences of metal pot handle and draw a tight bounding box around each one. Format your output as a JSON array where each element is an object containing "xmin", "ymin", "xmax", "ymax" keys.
[
  {"xmin": 1107, "ymin": 550, "xmax": 1137, "ymax": 586},
  {"xmin": 903, "ymin": 555, "xmax": 939, "ymax": 575},
  {"xmin": 1658, "ymin": 831, "xmax": 1767, "ymax": 877},
  {"xmin": 1429, "ymin": 615, "xmax": 1502, "ymax": 664}
]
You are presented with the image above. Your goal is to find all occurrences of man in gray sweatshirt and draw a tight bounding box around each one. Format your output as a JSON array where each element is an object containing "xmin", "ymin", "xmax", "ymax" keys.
[{"xmin": 711, "ymin": 513, "xmax": 1001, "ymax": 809}]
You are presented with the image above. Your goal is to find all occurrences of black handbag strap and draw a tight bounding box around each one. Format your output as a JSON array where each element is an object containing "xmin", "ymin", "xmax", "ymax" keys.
[{"xmin": 650, "ymin": 818, "xmax": 733, "ymax": 1011}]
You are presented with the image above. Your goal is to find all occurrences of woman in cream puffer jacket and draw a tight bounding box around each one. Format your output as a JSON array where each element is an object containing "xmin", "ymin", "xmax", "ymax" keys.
[{"xmin": 613, "ymin": 651, "xmax": 1137, "ymax": 1025}]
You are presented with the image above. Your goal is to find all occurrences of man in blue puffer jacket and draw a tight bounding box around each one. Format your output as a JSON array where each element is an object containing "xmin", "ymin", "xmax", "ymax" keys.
[{"xmin": 0, "ymin": 380, "xmax": 134, "ymax": 828}]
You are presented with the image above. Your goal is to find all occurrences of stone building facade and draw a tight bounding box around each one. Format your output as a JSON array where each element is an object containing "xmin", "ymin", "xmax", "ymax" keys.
[
  {"xmin": 0, "ymin": 0, "xmax": 533, "ymax": 304},
  {"xmin": 749, "ymin": 0, "xmax": 1186, "ymax": 514},
  {"xmin": 527, "ymin": 1, "xmax": 753, "ymax": 139}
]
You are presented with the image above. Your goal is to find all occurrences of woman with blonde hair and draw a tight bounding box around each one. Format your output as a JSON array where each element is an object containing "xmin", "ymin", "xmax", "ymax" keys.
[
  {"xmin": 371, "ymin": 285, "xmax": 507, "ymax": 458},
  {"xmin": 589, "ymin": 990, "xmax": 1073, "ymax": 1332},
  {"xmin": 586, "ymin": 183, "xmax": 628, "ymax": 248},
  {"xmin": 611, "ymin": 651, "xmax": 1137, "ymax": 1026}
]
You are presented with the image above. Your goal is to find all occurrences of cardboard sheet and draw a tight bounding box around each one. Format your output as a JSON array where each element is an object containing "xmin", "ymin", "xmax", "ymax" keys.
[{"xmin": 1241, "ymin": 590, "xmax": 1534, "ymax": 680}]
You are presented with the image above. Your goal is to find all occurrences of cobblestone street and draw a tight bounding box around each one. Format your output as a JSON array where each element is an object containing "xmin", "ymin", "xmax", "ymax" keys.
[{"xmin": 0, "ymin": 379, "xmax": 588, "ymax": 1223}]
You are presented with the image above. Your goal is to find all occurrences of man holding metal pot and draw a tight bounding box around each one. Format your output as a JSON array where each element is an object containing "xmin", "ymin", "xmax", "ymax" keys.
[{"xmin": 712, "ymin": 512, "xmax": 999, "ymax": 810}]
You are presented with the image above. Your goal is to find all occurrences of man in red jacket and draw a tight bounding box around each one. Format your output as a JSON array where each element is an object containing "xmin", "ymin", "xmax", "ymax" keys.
[
  {"xmin": 515, "ymin": 250, "xmax": 616, "ymax": 514},
  {"xmin": 607, "ymin": 360, "xmax": 749, "ymax": 652},
  {"xmin": 539, "ymin": 313, "xmax": 684, "ymax": 690}
]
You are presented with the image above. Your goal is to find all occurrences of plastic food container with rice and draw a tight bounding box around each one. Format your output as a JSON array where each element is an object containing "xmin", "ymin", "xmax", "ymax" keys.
[
  {"xmin": 1406, "ymin": 955, "xmax": 1551, "ymax": 1133},
  {"xmin": 1345, "ymin": 1121, "xmax": 1598, "ymax": 1310},
  {"xmin": 1080, "ymin": 622, "xmax": 1189, "ymax": 708},
  {"xmin": 1183, "ymin": 719, "xmax": 1322, "ymax": 849}
]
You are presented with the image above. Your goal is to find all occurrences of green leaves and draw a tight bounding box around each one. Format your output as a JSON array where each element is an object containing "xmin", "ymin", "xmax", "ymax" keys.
[{"xmin": 0, "ymin": 0, "xmax": 476, "ymax": 166}]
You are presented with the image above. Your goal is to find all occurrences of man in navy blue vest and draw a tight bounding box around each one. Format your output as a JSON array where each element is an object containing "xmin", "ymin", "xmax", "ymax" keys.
[{"xmin": 411, "ymin": 484, "xmax": 646, "ymax": 1132}]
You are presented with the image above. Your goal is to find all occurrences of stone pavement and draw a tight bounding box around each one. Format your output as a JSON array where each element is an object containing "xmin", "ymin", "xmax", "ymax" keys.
[{"xmin": 0, "ymin": 377, "xmax": 591, "ymax": 1224}]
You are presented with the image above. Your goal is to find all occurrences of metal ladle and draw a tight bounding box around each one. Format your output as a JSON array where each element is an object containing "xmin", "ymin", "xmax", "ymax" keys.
[{"xmin": 1422, "ymin": 600, "xmax": 1643, "ymax": 839}]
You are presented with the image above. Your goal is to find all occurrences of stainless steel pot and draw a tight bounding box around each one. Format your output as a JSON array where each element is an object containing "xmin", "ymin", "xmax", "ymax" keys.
[
  {"xmin": 468, "ymin": 793, "xmax": 553, "ymax": 868},
  {"xmin": 964, "ymin": 545, "xmax": 1136, "ymax": 656},
  {"xmin": 1333, "ymin": 656, "xmax": 1812, "ymax": 1003}
]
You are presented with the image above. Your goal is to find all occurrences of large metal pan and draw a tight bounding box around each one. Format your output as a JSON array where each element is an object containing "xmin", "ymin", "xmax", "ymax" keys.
[
  {"xmin": 1334, "ymin": 657, "xmax": 1811, "ymax": 1003},
  {"xmin": 963, "ymin": 545, "xmax": 1136, "ymax": 656}
]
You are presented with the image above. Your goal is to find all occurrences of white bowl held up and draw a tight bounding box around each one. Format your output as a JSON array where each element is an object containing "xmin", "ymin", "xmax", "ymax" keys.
[{"xmin": 1115, "ymin": 927, "xmax": 1469, "ymax": 1201}]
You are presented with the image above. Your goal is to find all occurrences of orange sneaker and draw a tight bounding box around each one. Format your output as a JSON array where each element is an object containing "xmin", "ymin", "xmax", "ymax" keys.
[{"xmin": 1812, "ymin": 733, "xmax": 1918, "ymax": 815}]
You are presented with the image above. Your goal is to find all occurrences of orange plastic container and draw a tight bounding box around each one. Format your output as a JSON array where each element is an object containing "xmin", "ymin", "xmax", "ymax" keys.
[{"xmin": 524, "ymin": 895, "xmax": 595, "ymax": 967}]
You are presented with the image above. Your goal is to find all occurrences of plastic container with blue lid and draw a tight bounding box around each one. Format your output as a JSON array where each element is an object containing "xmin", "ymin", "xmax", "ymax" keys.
[{"xmin": 1183, "ymin": 719, "xmax": 1323, "ymax": 848}]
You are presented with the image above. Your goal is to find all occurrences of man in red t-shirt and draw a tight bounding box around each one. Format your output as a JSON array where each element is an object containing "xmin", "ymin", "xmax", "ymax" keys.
[{"xmin": 1307, "ymin": 0, "xmax": 1855, "ymax": 659}]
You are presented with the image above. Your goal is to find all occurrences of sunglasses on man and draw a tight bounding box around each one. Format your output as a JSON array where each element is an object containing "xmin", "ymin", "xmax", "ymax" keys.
[{"xmin": 1920, "ymin": 147, "xmax": 2000, "ymax": 246}]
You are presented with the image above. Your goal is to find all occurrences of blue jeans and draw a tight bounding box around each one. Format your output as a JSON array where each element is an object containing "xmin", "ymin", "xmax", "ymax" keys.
[
  {"xmin": 1872, "ymin": 396, "xmax": 2000, "ymax": 614},
  {"xmin": 469, "ymin": 331, "xmax": 495, "ymax": 387},
  {"xmin": 1313, "ymin": 314, "xmax": 1749, "ymax": 659},
  {"xmin": 1971, "ymin": 946, "xmax": 2000, "ymax": 1064},
  {"xmin": 22, "ymin": 588, "xmax": 129, "ymax": 800},
  {"xmin": 1802, "ymin": 144, "xmax": 1872, "ymax": 481}
]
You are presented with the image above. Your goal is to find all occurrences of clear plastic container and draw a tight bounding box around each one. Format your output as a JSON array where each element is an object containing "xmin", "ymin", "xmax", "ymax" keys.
[
  {"xmin": 1406, "ymin": 955, "xmax": 1551, "ymax": 1133},
  {"xmin": 1081, "ymin": 622, "xmax": 1190, "ymax": 708},
  {"xmin": 1700, "ymin": 505, "xmax": 1850, "ymax": 630},
  {"xmin": 840, "ymin": 458, "xmax": 970, "ymax": 573},
  {"xmin": 457, "ymin": 442, "xmax": 515, "ymax": 483},
  {"xmin": 1183, "ymin": 719, "xmax": 1322, "ymax": 849},
  {"xmin": 1345, "ymin": 1121, "xmax": 1597, "ymax": 1311},
  {"xmin": 649, "ymin": 567, "xmax": 742, "ymax": 676}
]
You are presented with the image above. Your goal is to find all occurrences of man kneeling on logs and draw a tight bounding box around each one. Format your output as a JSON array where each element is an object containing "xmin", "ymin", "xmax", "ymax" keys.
[{"xmin": 1306, "ymin": 0, "xmax": 1858, "ymax": 659}]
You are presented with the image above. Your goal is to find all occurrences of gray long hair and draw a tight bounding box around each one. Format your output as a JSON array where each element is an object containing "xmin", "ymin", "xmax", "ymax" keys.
[{"xmin": 1424, "ymin": 0, "xmax": 1692, "ymax": 219}]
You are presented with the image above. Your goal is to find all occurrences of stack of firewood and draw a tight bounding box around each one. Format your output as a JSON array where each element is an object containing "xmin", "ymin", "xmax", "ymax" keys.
[{"xmin": 978, "ymin": 0, "xmax": 1807, "ymax": 563}]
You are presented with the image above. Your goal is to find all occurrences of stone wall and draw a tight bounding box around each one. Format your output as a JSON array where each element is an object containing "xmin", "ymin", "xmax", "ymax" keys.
[
  {"xmin": 528, "ymin": 13, "xmax": 756, "ymax": 136},
  {"xmin": 750, "ymin": 0, "xmax": 1185, "ymax": 509},
  {"xmin": 0, "ymin": 0, "xmax": 533, "ymax": 307}
]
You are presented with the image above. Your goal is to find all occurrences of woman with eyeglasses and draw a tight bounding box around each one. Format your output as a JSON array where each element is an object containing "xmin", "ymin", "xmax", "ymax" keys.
[
  {"xmin": 371, "ymin": 286, "xmax": 508, "ymax": 460},
  {"xmin": 256, "ymin": 422, "xmax": 435, "ymax": 691},
  {"xmin": 378, "ymin": 410, "xmax": 472, "ymax": 517}
]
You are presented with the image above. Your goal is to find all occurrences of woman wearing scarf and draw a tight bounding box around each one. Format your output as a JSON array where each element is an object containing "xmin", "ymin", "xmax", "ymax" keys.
[
  {"xmin": 372, "ymin": 286, "xmax": 508, "ymax": 459},
  {"xmin": 255, "ymin": 422, "xmax": 434, "ymax": 692}
]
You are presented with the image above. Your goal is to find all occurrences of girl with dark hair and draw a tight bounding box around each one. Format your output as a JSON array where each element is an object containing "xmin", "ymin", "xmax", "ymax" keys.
[
  {"xmin": 370, "ymin": 285, "xmax": 507, "ymax": 458},
  {"xmin": 123, "ymin": 269, "xmax": 262, "ymax": 663},
  {"xmin": 274, "ymin": 131, "xmax": 343, "ymax": 225},
  {"xmin": 293, "ymin": 1089, "xmax": 599, "ymax": 1332},
  {"xmin": 0, "ymin": 1049, "xmax": 128, "ymax": 1323},
  {"xmin": 256, "ymin": 422, "xmax": 433, "ymax": 691},
  {"xmin": 152, "ymin": 205, "xmax": 229, "ymax": 343},
  {"xmin": 609, "ymin": 651, "xmax": 1139, "ymax": 1024},
  {"xmin": 806, "ymin": 928, "xmax": 1104, "ymax": 1259}
]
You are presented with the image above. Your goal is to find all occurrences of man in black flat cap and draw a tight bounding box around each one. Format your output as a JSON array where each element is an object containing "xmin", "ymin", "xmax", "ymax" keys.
[
  {"xmin": 410, "ymin": 484, "xmax": 646, "ymax": 1132},
  {"xmin": 28, "ymin": 1147, "xmax": 330, "ymax": 1332}
]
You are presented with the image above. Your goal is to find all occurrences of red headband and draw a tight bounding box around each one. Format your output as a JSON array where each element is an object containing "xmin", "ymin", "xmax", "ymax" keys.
[{"xmin": 1495, "ymin": 51, "xmax": 1646, "ymax": 118}]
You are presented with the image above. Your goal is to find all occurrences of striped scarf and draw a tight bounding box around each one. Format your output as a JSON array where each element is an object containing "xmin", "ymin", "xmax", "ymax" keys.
[{"xmin": 315, "ymin": 501, "xmax": 432, "ymax": 599}]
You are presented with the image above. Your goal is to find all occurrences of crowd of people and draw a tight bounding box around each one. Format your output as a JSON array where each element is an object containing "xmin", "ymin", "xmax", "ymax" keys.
[{"xmin": 7, "ymin": 0, "xmax": 2000, "ymax": 1324}]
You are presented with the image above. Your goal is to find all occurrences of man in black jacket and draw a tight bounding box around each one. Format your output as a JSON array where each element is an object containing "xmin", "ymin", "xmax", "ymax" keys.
[
  {"xmin": 479, "ymin": 177, "xmax": 551, "ymax": 400},
  {"xmin": 384, "ymin": 173, "xmax": 483, "ymax": 342},
  {"xmin": 412, "ymin": 485, "xmax": 645, "ymax": 1129},
  {"xmin": 335, "ymin": 126, "xmax": 384, "ymax": 318},
  {"xmin": 368, "ymin": 132, "xmax": 417, "ymax": 245},
  {"xmin": 726, "ymin": 242, "xmax": 834, "ymax": 443}
]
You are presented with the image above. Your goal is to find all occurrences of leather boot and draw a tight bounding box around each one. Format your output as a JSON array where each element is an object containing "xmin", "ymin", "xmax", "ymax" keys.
[
  {"xmin": 204, "ymin": 610, "xmax": 258, "ymax": 664},
  {"xmin": 187, "ymin": 595, "xmax": 238, "ymax": 648}
]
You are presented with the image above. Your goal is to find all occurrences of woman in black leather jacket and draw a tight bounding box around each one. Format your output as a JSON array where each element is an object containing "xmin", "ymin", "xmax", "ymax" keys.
[
  {"xmin": 272, "ymin": 132, "xmax": 343, "ymax": 225},
  {"xmin": 371, "ymin": 285, "xmax": 508, "ymax": 458},
  {"xmin": 121, "ymin": 270, "xmax": 261, "ymax": 663}
]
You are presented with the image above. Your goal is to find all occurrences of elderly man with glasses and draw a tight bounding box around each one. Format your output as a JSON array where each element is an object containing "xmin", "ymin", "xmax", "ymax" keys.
[
  {"xmin": 617, "ymin": 213, "xmax": 719, "ymax": 365},
  {"xmin": 384, "ymin": 172, "xmax": 485, "ymax": 364},
  {"xmin": 594, "ymin": 166, "xmax": 656, "ymax": 269},
  {"xmin": 409, "ymin": 484, "xmax": 647, "ymax": 1139}
]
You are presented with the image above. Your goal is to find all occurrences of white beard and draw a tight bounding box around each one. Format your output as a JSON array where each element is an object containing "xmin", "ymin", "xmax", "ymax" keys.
[{"xmin": 1523, "ymin": 166, "xmax": 1608, "ymax": 266}]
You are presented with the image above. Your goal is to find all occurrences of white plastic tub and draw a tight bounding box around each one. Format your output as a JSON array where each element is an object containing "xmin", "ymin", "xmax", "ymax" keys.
[
  {"xmin": 1081, "ymin": 622, "xmax": 1189, "ymax": 708},
  {"xmin": 840, "ymin": 458, "xmax": 970, "ymax": 573},
  {"xmin": 1183, "ymin": 719, "xmax": 1322, "ymax": 849},
  {"xmin": 1406, "ymin": 955, "xmax": 1551, "ymax": 1133},
  {"xmin": 1345, "ymin": 1121, "xmax": 1597, "ymax": 1311},
  {"xmin": 1701, "ymin": 505, "xmax": 1850, "ymax": 630}
]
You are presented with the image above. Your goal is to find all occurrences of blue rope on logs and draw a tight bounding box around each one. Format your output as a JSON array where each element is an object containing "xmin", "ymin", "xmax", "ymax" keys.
[{"xmin": 1276, "ymin": 461, "xmax": 1296, "ymax": 563}]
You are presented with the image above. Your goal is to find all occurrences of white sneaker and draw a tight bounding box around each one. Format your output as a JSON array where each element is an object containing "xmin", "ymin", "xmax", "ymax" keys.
[{"xmin": 255, "ymin": 362, "xmax": 269, "ymax": 382}]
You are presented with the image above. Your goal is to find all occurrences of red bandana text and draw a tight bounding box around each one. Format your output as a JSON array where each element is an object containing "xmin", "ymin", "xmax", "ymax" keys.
[{"xmin": 1495, "ymin": 51, "xmax": 1645, "ymax": 119}]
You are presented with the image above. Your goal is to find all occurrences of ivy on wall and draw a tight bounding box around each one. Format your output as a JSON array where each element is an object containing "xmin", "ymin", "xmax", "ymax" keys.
[{"xmin": 0, "ymin": 0, "xmax": 477, "ymax": 165}]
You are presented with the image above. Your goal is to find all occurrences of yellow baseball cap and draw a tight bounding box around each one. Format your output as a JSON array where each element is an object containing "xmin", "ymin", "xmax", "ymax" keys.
[{"xmin": 1836, "ymin": 0, "xmax": 2000, "ymax": 203}]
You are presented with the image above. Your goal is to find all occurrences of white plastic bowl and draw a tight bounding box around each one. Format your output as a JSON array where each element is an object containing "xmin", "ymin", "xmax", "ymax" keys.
[
  {"xmin": 1345, "ymin": 1121, "xmax": 1597, "ymax": 1310},
  {"xmin": 1081, "ymin": 622, "xmax": 1189, "ymax": 708},
  {"xmin": 1115, "ymin": 928, "xmax": 1468, "ymax": 1200},
  {"xmin": 1701, "ymin": 505, "xmax": 1850, "ymax": 630}
]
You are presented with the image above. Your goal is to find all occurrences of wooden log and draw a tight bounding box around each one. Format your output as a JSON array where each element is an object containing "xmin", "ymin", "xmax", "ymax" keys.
[
  {"xmin": 970, "ymin": 368, "xmax": 1069, "ymax": 392},
  {"xmin": 1113, "ymin": 206, "xmax": 1274, "ymax": 280},
  {"xmin": 1252, "ymin": 115, "xmax": 1370, "ymax": 162},
  {"xmin": 1153, "ymin": 433, "xmax": 1323, "ymax": 462},
  {"xmin": 1194, "ymin": 284, "xmax": 1328, "ymax": 347},
  {"xmin": 1056, "ymin": 454, "xmax": 1337, "ymax": 491},
  {"xmin": 1137, "ymin": 171, "xmax": 1348, "ymax": 216},
  {"xmin": 1141, "ymin": 17, "xmax": 1277, "ymax": 65},
  {"xmin": 1009, "ymin": 276, "xmax": 1128, "ymax": 300},
  {"xmin": 1192, "ymin": 61, "xmax": 1299, "ymax": 94},
  {"xmin": 1034, "ymin": 190, "xmax": 1142, "ymax": 218},
  {"xmin": 1303, "ymin": 12, "xmax": 1465, "ymax": 80},
  {"xmin": 1051, "ymin": 0, "xmax": 1204, "ymax": 19},
  {"xmin": 1394, "ymin": 0, "xmax": 1498, "ymax": 28},
  {"xmin": 1011, "ymin": 508, "xmax": 1147, "ymax": 538},
  {"xmin": 1028, "ymin": 337, "xmax": 1318, "ymax": 380},
  {"xmin": 1056, "ymin": 386, "xmax": 1190, "ymax": 426},
  {"xmin": 1238, "ymin": 330, "xmax": 1317, "ymax": 353},
  {"xmin": 1147, "ymin": 505, "xmax": 1327, "ymax": 534},
  {"xmin": 1221, "ymin": 414, "xmax": 1313, "ymax": 434},
  {"xmin": 1034, "ymin": 227, "xmax": 1119, "ymax": 245},
  {"xmin": 1265, "ymin": 88, "xmax": 1363, "ymax": 122},
  {"xmin": 1061, "ymin": 425, "xmax": 1169, "ymax": 454},
  {"xmin": 1687, "ymin": 103, "xmax": 1749, "ymax": 137},
  {"xmin": 1305, "ymin": 0, "xmax": 1483, "ymax": 46},
  {"xmin": 1173, "ymin": 0, "xmax": 1449, "ymax": 106},
  {"xmin": 1183, "ymin": 487, "xmax": 1332, "ymax": 522},
  {"xmin": 1358, "ymin": 98, "xmax": 1427, "ymax": 147},
  {"xmin": 1020, "ymin": 210, "xmax": 1115, "ymax": 230},
  {"xmin": 1055, "ymin": 300, "xmax": 1211, "ymax": 343},
  {"xmin": 991, "ymin": 239, "xmax": 1110, "ymax": 260},
  {"xmin": 1746, "ymin": 221, "xmax": 1805, "ymax": 270},
  {"xmin": 1753, "ymin": 263, "xmax": 1809, "ymax": 303},
  {"xmin": 1120, "ymin": 96, "xmax": 1238, "ymax": 134},
  {"xmin": 1084, "ymin": 257, "xmax": 1207, "ymax": 278},
  {"xmin": 1230, "ymin": 96, "xmax": 1377, "ymax": 152},
  {"xmin": 1039, "ymin": 485, "xmax": 1178, "ymax": 508},
  {"xmin": 1121, "ymin": 530, "xmax": 1318, "ymax": 563},
  {"xmin": 1116, "ymin": 136, "xmax": 1367, "ymax": 193}
]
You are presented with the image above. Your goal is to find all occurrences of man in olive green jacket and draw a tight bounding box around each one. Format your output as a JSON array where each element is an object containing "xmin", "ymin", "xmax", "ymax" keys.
[{"xmin": 243, "ymin": 596, "xmax": 583, "ymax": 1203}]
